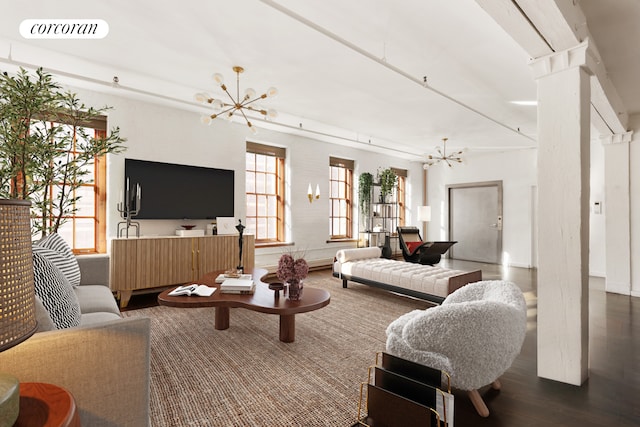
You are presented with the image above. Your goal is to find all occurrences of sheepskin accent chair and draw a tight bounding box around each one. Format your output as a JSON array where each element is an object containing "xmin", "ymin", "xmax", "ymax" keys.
[{"xmin": 385, "ymin": 280, "xmax": 527, "ymax": 417}]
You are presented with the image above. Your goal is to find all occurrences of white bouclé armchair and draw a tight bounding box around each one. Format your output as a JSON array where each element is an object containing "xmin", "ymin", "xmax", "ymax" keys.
[{"xmin": 385, "ymin": 280, "xmax": 527, "ymax": 417}]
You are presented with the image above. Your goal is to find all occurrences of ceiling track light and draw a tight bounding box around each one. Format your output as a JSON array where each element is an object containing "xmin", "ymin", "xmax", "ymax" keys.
[
  {"xmin": 424, "ymin": 137, "xmax": 464, "ymax": 168},
  {"xmin": 195, "ymin": 66, "xmax": 278, "ymax": 134}
]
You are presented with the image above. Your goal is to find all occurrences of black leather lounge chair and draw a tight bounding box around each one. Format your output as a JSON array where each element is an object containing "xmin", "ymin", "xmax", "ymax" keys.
[{"xmin": 396, "ymin": 226, "xmax": 457, "ymax": 266}]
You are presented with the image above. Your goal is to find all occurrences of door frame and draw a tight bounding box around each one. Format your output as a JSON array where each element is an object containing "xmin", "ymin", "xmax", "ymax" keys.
[{"xmin": 447, "ymin": 180, "xmax": 503, "ymax": 263}]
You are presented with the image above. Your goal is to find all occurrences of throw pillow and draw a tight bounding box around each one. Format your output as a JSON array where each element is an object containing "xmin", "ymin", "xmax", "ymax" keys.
[
  {"xmin": 32, "ymin": 251, "xmax": 81, "ymax": 329},
  {"xmin": 34, "ymin": 295, "xmax": 57, "ymax": 332},
  {"xmin": 34, "ymin": 233, "xmax": 81, "ymax": 287},
  {"xmin": 406, "ymin": 241, "xmax": 424, "ymax": 254}
]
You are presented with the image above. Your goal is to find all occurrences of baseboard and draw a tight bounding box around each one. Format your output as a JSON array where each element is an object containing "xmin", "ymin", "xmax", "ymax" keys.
[
  {"xmin": 605, "ymin": 281, "xmax": 631, "ymax": 295},
  {"xmin": 507, "ymin": 261, "xmax": 533, "ymax": 269}
]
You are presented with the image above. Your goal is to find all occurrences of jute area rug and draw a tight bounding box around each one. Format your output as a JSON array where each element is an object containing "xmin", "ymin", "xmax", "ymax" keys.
[{"xmin": 123, "ymin": 269, "xmax": 433, "ymax": 426}]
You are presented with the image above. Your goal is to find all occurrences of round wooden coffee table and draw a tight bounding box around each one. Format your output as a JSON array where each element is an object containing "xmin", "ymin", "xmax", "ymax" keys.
[{"xmin": 158, "ymin": 268, "xmax": 330, "ymax": 343}]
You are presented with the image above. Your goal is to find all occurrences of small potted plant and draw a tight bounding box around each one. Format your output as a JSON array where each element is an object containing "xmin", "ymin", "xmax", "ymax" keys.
[{"xmin": 378, "ymin": 168, "xmax": 397, "ymax": 202}]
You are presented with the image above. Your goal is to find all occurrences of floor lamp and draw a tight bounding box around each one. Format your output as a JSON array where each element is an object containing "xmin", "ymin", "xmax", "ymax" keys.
[
  {"xmin": 0, "ymin": 199, "xmax": 38, "ymax": 424},
  {"xmin": 417, "ymin": 206, "xmax": 431, "ymax": 240}
]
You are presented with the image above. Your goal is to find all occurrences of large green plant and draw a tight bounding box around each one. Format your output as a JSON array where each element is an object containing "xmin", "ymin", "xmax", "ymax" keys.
[
  {"xmin": 358, "ymin": 172, "xmax": 374, "ymax": 218},
  {"xmin": 0, "ymin": 67, "xmax": 126, "ymax": 237}
]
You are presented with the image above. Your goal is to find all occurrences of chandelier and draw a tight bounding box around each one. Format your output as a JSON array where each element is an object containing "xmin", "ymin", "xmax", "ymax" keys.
[
  {"xmin": 195, "ymin": 66, "xmax": 278, "ymax": 134},
  {"xmin": 424, "ymin": 137, "xmax": 464, "ymax": 168}
]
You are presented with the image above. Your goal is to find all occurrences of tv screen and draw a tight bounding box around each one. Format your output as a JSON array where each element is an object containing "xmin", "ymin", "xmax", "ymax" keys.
[{"xmin": 124, "ymin": 158, "xmax": 234, "ymax": 220}]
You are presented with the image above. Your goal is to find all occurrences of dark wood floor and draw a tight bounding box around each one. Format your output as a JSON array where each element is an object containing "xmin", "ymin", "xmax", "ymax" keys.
[
  {"xmin": 122, "ymin": 260, "xmax": 639, "ymax": 426},
  {"xmin": 439, "ymin": 259, "xmax": 640, "ymax": 426}
]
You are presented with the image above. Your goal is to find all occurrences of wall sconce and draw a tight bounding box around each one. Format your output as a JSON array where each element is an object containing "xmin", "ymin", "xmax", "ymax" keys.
[{"xmin": 307, "ymin": 183, "xmax": 320, "ymax": 203}]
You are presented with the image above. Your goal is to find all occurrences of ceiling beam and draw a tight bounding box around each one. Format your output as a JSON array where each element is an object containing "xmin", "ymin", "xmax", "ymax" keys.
[
  {"xmin": 476, "ymin": 0, "xmax": 628, "ymax": 134},
  {"xmin": 585, "ymin": 33, "xmax": 629, "ymax": 134},
  {"xmin": 475, "ymin": 0, "xmax": 553, "ymax": 57},
  {"xmin": 516, "ymin": 0, "xmax": 587, "ymax": 52}
]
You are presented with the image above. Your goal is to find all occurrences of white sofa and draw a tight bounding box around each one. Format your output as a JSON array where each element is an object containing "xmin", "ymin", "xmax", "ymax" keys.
[{"xmin": 333, "ymin": 247, "xmax": 482, "ymax": 303}]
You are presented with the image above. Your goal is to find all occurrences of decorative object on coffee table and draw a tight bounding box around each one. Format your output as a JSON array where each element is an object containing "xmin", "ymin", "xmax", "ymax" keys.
[
  {"xmin": 276, "ymin": 252, "xmax": 309, "ymax": 301},
  {"xmin": 268, "ymin": 282, "xmax": 285, "ymax": 298},
  {"xmin": 288, "ymin": 281, "xmax": 303, "ymax": 301}
]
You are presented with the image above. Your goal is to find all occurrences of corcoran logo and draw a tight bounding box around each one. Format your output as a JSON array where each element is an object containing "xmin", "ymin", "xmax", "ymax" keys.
[{"xmin": 20, "ymin": 19, "xmax": 109, "ymax": 39}]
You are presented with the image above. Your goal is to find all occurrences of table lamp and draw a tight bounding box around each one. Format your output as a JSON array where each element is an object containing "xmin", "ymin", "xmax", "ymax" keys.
[
  {"xmin": 0, "ymin": 199, "xmax": 38, "ymax": 424},
  {"xmin": 417, "ymin": 206, "xmax": 431, "ymax": 239}
]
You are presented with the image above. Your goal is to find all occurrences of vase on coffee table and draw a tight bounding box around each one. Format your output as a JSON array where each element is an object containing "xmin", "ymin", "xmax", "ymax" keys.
[{"xmin": 287, "ymin": 280, "xmax": 303, "ymax": 301}]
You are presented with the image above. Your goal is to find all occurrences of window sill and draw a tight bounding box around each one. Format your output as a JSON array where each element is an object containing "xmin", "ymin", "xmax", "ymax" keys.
[
  {"xmin": 73, "ymin": 249, "xmax": 103, "ymax": 255},
  {"xmin": 326, "ymin": 238, "xmax": 358, "ymax": 244},
  {"xmin": 256, "ymin": 242, "xmax": 295, "ymax": 249}
]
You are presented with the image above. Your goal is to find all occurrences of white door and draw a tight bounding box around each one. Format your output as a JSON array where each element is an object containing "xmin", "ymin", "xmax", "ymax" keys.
[{"xmin": 448, "ymin": 182, "xmax": 502, "ymax": 264}]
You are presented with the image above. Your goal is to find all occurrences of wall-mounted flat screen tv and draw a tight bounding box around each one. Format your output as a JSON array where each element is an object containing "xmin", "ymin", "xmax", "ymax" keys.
[{"xmin": 124, "ymin": 158, "xmax": 234, "ymax": 220}]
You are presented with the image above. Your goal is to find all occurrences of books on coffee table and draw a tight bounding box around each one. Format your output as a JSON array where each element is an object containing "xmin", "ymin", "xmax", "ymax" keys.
[
  {"xmin": 169, "ymin": 284, "xmax": 216, "ymax": 297},
  {"xmin": 220, "ymin": 278, "xmax": 255, "ymax": 294},
  {"xmin": 215, "ymin": 273, "xmax": 253, "ymax": 283}
]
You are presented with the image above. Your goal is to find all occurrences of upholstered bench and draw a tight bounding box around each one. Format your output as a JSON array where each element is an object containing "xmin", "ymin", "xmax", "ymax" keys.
[{"xmin": 333, "ymin": 247, "xmax": 482, "ymax": 303}]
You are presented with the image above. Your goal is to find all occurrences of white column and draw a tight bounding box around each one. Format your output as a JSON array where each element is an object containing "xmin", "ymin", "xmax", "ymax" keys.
[
  {"xmin": 530, "ymin": 42, "xmax": 592, "ymax": 385},
  {"xmin": 602, "ymin": 132, "xmax": 633, "ymax": 295}
]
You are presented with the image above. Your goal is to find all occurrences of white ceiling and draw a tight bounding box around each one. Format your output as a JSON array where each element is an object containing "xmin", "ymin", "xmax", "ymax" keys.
[
  {"xmin": 579, "ymin": 0, "xmax": 640, "ymax": 113},
  {"xmin": 0, "ymin": 0, "xmax": 636, "ymax": 161}
]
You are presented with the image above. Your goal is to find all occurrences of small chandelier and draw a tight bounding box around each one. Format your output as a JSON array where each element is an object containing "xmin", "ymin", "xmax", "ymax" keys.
[
  {"xmin": 195, "ymin": 66, "xmax": 278, "ymax": 134},
  {"xmin": 424, "ymin": 137, "xmax": 464, "ymax": 168}
]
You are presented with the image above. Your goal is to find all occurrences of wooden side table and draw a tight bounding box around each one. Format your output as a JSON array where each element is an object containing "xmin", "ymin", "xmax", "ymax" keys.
[{"xmin": 13, "ymin": 382, "xmax": 80, "ymax": 427}]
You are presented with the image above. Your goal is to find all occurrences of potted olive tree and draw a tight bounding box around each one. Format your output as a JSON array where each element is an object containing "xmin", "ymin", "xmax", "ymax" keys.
[{"xmin": 0, "ymin": 67, "xmax": 126, "ymax": 237}]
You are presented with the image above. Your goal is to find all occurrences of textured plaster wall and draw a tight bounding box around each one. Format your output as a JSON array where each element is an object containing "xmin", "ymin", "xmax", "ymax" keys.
[{"xmin": 72, "ymin": 86, "xmax": 423, "ymax": 269}]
